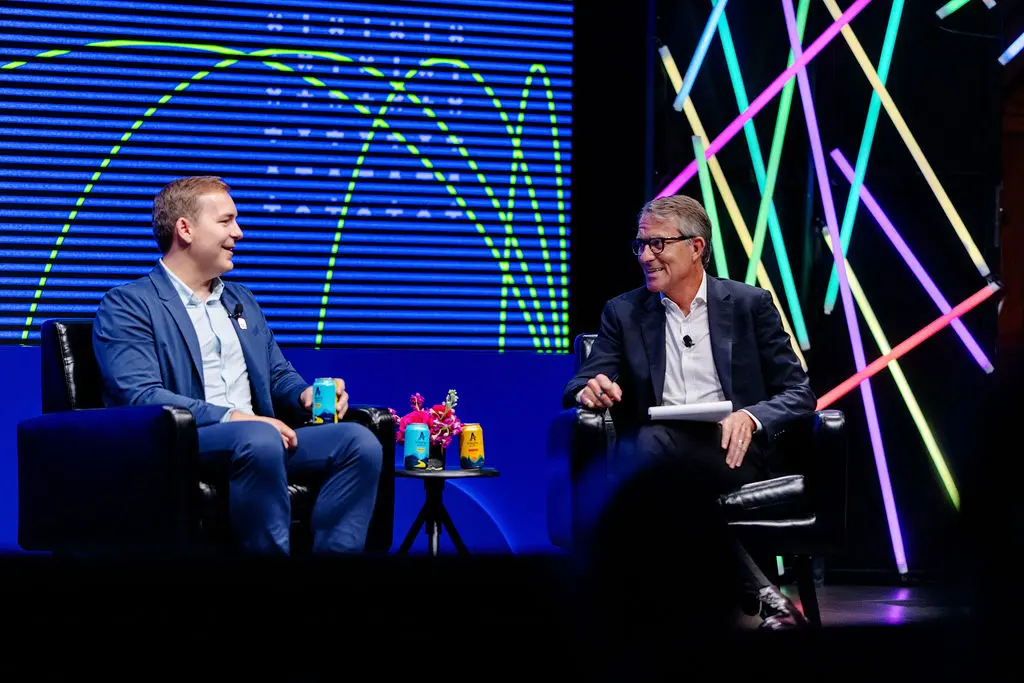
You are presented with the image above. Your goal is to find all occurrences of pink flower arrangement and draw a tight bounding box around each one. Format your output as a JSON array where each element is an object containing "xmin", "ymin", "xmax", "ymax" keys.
[{"xmin": 395, "ymin": 390, "xmax": 464, "ymax": 449}]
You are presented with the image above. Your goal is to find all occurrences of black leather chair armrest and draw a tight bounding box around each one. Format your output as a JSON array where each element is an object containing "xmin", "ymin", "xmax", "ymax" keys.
[
  {"xmin": 772, "ymin": 409, "xmax": 847, "ymax": 550},
  {"xmin": 17, "ymin": 405, "xmax": 200, "ymax": 555},
  {"xmin": 343, "ymin": 404, "xmax": 396, "ymax": 554},
  {"xmin": 546, "ymin": 406, "xmax": 613, "ymax": 549}
]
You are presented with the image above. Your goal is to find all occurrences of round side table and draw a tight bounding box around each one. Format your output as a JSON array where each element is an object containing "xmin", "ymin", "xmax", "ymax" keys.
[{"xmin": 394, "ymin": 467, "xmax": 500, "ymax": 556}]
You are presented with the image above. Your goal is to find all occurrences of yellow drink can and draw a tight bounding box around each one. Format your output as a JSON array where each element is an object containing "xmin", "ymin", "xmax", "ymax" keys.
[{"xmin": 459, "ymin": 423, "xmax": 484, "ymax": 469}]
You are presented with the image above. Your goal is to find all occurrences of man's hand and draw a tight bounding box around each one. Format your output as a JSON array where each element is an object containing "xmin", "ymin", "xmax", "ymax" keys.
[
  {"xmin": 300, "ymin": 378, "xmax": 350, "ymax": 420},
  {"xmin": 230, "ymin": 411, "xmax": 298, "ymax": 450},
  {"xmin": 334, "ymin": 378, "xmax": 350, "ymax": 420},
  {"xmin": 719, "ymin": 410, "xmax": 755, "ymax": 469},
  {"xmin": 579, "ymin": 373, "xmax": 622, "ymax": 409}
]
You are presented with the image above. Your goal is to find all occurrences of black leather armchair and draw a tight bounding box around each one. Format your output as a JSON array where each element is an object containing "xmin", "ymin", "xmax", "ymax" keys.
[
  {"xmin": 17, "ymin": 319, "xmax": 395, "ymax": 556},
  {"xmin": 547, "ymin": 334, "xmax": 848, "ymax": 625}
]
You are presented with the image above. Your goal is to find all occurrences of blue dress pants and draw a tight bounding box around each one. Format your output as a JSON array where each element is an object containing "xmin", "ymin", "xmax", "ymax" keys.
[{"xmin": 198, "ymin": 421, "xmax": 383, "ymax": 555}]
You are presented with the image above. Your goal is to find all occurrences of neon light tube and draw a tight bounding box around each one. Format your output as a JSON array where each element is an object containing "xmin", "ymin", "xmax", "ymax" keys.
[
  {"xmin": 657, "ymin": 0, "xmax": 873, "ymax": 198},
  {"xmin": 936, "ymin": 0, "xmax": 972, "ymax": 19},
  {"xmin": 822, "ymin": 232, "xmax": 961, "ymax": 510},
  {"xmin": 692, "ymin": 135, "xmax": 729, "ymax": 277},
  {"xmin": 741, "ymin": 0, "xmax": 810, "ymax": 291},
  {"xmin": 821, "ymin": 0, "xmax": 991, "ymax": 278},
  {"xmin": 672, "ymin": 0, "xmax": 731, "ymax": 111},
  {"xmin": 830, "ymin": 149, "xmax": 993, "ymax": 373},
  {"xmin": 999, "ymin": 29, "xmax": 1024, "ymax": 66},
  {"xmin": 783, "ymin": 0, "xmax": 907, "ymax": 575},
  {"xmin": 817, "ymin": 283, "xmax": 1000, "ymax": 409},
  {"xmin": 824, "ymin": 0, "xmax": 906, "ymax": 314},
  {"xmin": 712, "ymin": 0, "xmax": 811, "ymax": 350},
  {"xmin": 658, "ymin": 45, "xmax": 808, "ymax": 370}
]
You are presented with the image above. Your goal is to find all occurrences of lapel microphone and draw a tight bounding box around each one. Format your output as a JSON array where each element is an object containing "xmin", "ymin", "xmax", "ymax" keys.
[
  {"xmin": 229, "ymin": 303, "xmax": 244, "ymax": 319},
  {"xmin": 683, "ymin": 334, "xmax": 694, "ymax": 348}
]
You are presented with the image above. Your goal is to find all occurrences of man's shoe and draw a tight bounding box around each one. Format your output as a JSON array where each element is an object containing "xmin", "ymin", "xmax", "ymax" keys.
[{"xmin": 756, "ymin": 585, "xmax": 808, "ymax": 630}]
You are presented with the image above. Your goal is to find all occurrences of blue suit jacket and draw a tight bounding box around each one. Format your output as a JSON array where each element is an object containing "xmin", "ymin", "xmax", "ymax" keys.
[
  {"xmin": 562, "ymin": 276, "xmax": 815, "ymax": 441},
  {"xmin": 93, "ymin": 265, "xmax": 310, "ymax": 428}
]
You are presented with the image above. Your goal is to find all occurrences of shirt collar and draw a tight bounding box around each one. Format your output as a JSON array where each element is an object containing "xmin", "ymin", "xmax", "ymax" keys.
[
  {"xmin": 659, "ymin": 270, "xmax": 707, "ymax": 312},
  {"xmin": 159, "ymin": 259, "xmax": 223, "ymax": 306}
]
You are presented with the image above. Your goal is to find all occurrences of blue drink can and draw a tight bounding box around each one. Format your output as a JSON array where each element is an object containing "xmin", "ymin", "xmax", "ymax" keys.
[
  {"xmin": 312, "ymin": 378, "xmax": 337, "ymax": 423},
  {"xmin": 404, "ymin": 423, "xmax": 430, "ymax": 469}
]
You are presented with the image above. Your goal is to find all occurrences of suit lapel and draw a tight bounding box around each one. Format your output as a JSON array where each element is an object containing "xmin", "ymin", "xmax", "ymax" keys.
[
  {"xmin": 149, "ymin": 265, "xmax": 203, "ymax": 382},
  {"xmin": 639, "ymin": 291, "xmax": 667, "ymax": 404},
  {"xmin": 706, "ymin": 276, "xmax": 734, "ymax": 401},
  {"xmin": 219, "ymin": 287, "xmax": 261, "ymax": 385}
]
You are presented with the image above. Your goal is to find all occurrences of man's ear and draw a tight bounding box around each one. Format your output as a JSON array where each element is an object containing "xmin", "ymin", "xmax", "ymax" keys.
[
  {"xmin": 174, "ymin": 216, "xmax": 193, "ymax": 247},
  {"xmin": 692, "ymin": 236, "xmax": 706, "ymax": 264}
]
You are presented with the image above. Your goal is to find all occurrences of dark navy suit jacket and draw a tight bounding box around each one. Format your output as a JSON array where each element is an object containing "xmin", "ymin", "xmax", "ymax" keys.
[
  {"xmin": 562, "ymin": 276, "xmax": 815, "ymax": 441},
  {"xmin": 93, "ymin": 264, "xmax": 310, "ymax": 428}
]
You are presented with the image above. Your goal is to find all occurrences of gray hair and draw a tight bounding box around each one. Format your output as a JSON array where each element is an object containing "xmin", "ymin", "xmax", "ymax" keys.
[{"xmin": 637, "ymin": 195, "xmax": 712, "ymax": 269}]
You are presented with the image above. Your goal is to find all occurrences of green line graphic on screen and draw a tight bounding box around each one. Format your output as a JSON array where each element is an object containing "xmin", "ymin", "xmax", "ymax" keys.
[{"xmin": 0, "ymin": 1, "xmax": 573, "ymax": 351}]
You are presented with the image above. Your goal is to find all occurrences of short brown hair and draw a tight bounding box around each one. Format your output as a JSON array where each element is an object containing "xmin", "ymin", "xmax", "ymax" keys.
[
  {"xmin": 638, "ymin": 195, "xmax": 712, "ymax": 269},
  {"xmin": 152, "ymin": 176, "xmax": 231, "ymax": 253}
]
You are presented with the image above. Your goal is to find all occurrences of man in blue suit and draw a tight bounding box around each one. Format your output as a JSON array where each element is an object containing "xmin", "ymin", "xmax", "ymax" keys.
[
  {"xmin": 93, "ymin": 176, "xmax": 383, "ymax": 556},
  {"xmin": 563, "ymin": 195, "xmax": 816, "ymax": 628}
]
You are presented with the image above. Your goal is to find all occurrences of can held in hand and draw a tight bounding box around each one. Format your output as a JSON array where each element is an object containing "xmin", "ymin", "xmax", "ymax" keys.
[
  {"xmin": 312, "ymin": 377, "xmax": 337, "ymax": 424},
  {"xmin": 459, "ymin": 423, "xmax": 484, "ymax": 469},
  {"xmin": 404, "ymin": 423, "xmax": 430, "ymax": 469}
]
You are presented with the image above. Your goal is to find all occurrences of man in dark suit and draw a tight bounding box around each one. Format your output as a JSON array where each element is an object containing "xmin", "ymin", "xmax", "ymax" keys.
[
  {"xmin": 93, "ymin": 176, "xmax": 383, "ymax": 556},
  {"xmin": 563, "ymin": 195, "xmax": 815, "ymax": 628}
]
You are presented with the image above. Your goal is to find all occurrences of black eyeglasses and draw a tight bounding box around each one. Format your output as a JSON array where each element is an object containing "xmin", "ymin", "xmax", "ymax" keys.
[{"xmin": 631, "ymin": 236, "xmax": 693, "ymax": 256}]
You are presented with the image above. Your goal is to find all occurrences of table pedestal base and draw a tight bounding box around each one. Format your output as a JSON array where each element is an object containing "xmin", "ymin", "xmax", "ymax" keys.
[{"xmin": 396, "ymin": 479, "xmax": 468, "ymax": 556}]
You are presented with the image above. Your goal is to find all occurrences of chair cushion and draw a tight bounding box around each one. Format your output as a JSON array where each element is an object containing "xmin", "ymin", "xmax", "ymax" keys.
[{"xmin": 718, "ymin": 474, "xmax": 814, "ymax": 525}]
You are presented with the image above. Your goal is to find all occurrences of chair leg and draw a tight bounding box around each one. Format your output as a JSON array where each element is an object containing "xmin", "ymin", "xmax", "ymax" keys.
[{"xmin": 794, "ymin": 555, "xmax": 823, "ymax": 627}]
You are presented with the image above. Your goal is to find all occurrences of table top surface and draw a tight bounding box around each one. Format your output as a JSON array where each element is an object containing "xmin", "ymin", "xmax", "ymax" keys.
[{"xmin": 394, "ymin": 466, "xmax": 500, "ymax": 479}]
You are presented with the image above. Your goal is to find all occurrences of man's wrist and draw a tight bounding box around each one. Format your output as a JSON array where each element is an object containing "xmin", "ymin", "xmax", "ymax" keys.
[{"xmin": 740, "ymin": 408, "xmax": 761, "ymax": 432}]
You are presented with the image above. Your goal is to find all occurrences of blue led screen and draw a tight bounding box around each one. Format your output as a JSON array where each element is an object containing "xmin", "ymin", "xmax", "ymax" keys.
[{"xmin": 0, "ymin": 0, "xmax": 573, "ymax": 350}]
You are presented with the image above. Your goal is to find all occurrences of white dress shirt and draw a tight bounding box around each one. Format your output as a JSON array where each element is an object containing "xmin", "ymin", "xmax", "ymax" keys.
[
  {"xmin": 661, "ymin": 272, "xmax": 761, "ymax": 431},
  {"xmin": 160, "ymin": 260, "xmax": 253, "ymax": 422}
]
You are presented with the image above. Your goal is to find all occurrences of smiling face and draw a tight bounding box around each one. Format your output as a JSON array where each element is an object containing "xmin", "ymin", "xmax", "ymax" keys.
[
  {"xmin": 177, "ymin": 190, "xmax": 242, "ymax": 280},
  {"xmin": 636, "ymin": 214, "xmax": 705, "ymax": 295}
]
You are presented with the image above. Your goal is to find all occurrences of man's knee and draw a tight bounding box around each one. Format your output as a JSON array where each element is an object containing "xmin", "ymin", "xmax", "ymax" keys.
[
  {"xmin": 326, "ymin": 423, "xmax": 383, "ymax": 477},
  {"xmin": 350, "ymin": 424, "xmax": 383, "ymax": 476},
  {"xmin": 234, "ymin": 422, "xmax": 287, "ymax": 477}
]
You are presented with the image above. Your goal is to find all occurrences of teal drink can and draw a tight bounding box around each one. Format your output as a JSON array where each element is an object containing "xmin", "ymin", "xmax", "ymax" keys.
[
  {"xmin": 312, "ymin": 378, "xmax": 337, "ymax": 423},
  {"xmin": 404, "ymin": 423, "xmax": 430, "ymax": 469}
]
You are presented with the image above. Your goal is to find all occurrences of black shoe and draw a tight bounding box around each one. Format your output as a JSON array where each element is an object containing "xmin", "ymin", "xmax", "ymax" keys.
[{"xmin": 756, "ymin": 586, "xmax": 808, "ymax": 630}]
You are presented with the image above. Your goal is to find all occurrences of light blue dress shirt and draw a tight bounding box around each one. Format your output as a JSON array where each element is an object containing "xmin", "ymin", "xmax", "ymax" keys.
[{"xmin": 159, "ymin": 260, "xmax": 253, "ymax": 423}]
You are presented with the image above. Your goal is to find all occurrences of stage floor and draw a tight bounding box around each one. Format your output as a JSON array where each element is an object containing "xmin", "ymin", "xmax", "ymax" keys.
[
  {"xmin": 783, "ymin": 583, "xmax": 969, "ymax": 627},
  {"xmin": 0, "ymin": 554, "xmax": 982, "ymax": 678}
]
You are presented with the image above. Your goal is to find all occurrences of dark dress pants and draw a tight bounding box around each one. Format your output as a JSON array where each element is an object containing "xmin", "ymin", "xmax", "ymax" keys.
[
  {"xmin": 621, "ymin": 420, "xmax": 768, "ymax": 493},
  {"xmin": 198, "ymin": 420, "xmax": 383, "ymax": 555}
]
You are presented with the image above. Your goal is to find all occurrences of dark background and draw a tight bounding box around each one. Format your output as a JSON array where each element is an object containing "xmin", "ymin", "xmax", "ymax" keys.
[{"xmin": 574, "ymin": 0, "xmax": 1005, "ymax": 579}]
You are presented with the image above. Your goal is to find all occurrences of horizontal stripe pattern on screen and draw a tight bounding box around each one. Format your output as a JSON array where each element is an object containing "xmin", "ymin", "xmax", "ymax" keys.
[{"xmin": 0, "ymin": 0, "xmax": 572, "ymax": 351}]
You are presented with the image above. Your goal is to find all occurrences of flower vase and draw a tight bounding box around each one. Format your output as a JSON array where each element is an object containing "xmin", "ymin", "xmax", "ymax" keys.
[{"xmin": 427, "ymin": 442, "xmax": 446, "ymax": 471}]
